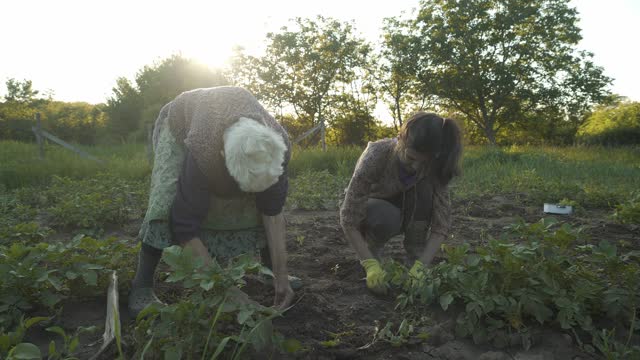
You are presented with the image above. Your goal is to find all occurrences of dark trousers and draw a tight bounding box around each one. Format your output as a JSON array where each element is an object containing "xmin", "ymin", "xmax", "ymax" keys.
[{"xmin": 361, "ymin": 179, "xmax": 433, "ymax": 260}]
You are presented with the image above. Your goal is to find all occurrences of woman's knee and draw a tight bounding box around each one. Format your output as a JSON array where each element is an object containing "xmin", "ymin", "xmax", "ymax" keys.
[{"xmin": 364, "ymin": 198, "xmax": 402, "ymax": 244}]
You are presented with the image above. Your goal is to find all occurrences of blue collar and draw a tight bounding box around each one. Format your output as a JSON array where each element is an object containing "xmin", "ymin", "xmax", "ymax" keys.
[{"xmin": 398, "ymin": 161, "xmax": 418, "ymax": 188}]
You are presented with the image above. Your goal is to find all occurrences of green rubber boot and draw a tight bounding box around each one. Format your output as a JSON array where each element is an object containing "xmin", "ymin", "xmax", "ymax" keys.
[{"xmin": 128, "ymin": 287, "xmax": 165, "ymax": 319}]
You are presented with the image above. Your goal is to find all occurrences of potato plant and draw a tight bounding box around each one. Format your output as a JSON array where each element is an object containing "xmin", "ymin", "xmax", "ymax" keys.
[
  {"xmin": 132, "ymin": 246, "xmax": 296, "ymax": 359},
  {"xmin": 44, "ymin": 175, "xmax": 147, "ymax": 230},
  {"xmin": 385, "ymin": 218, "xmax": 640, "ymax": 357},
  {"xmin": 613, "ymin": 191, "xmax": 640, "ymax": 224},
  {"xmin": 0, "ymin": 235, "xmax": 137, "ymax": 331}
]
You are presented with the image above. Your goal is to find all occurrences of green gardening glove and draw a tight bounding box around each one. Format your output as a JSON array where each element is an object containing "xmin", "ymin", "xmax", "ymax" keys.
[{"xmin": 360, "ymin": 258, "xmax": 388, "ymax": 295}]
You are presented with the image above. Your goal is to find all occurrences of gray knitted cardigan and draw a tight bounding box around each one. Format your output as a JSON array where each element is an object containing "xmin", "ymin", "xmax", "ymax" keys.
[
  {"xmin": 340, "ymin": 138, "xmax": 451, "ymax": 237},
  {"xmin": 154, "ymin": 86, "xmax": 290, "ymax": 197}
]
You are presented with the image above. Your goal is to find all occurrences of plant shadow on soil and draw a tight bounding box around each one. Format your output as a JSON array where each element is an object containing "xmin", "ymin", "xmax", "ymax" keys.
[{"xmin": 26, "ymin": 195, "xmax": 639, "ymax": 359}]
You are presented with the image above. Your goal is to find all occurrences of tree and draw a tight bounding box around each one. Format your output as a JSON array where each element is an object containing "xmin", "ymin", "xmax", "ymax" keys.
[
  {"xmin": 105, "ymin": 77, "xmax": 143, "ymax": 141},
  {"xmin": 227, "ymin": 46, "xmax": 293, "ymax": 119},
  {"xmin": 105, "ymin": 54, "xmax": 229, "ymax": 142},
  {"xmin": 226, "ymin": 46, "xmax": 262, "ymax": 94},
  {"xmin": 3, "ymin": 78, "xmax": 39, "ymax": 103},
  {"xmin": 277, "ymin": 113, "xmax": 317, "ymax": 146},
  {"xmin": 35, "ymin": 101, "xmax": 106, "ymax": 144},
  {"xmin": 0, "ymin": 79, "xmax": 108, "ymax": 143},
  {"xmin": 577, "ymin": 100, "xmax": 640, "ymax": 145},
  {"xmin": 0, "ymin": 79, "xmax": 43, "ymax": 141},
  {"xmin": 255, "ymin": 16, "xmax": 371, "ymax": 150},
  {"xmin": 135, "ymin": 54, "xmax": 229, "ymax": 128},
  {"xmin": 326, "ymin": 93, "xmax": 378, "ymax": 146},
  {"xmin": 412, "ymin": 0, "xmax": 611, "ymax": 144},
  {"xmin": 376, "ymin": 17, "xmax": 425, "ymax": 130}
]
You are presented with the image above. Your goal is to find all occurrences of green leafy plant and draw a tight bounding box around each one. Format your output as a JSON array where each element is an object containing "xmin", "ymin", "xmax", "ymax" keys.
[
  {"xmin": 613, "ymin": 192, "xmax": 640, "ymax": 224},
  {"xmin": 386, "ymin": 218, "xmax": 640, "ymax": 355},
  {"xmin": 557, "ymin": 198, "xmax": 577, "ymax": 206},
  {"xmin": 44, "ymin": 175, "xmax": 147, "ymax": 230},
  {"xmin": 5, "ymin": 342, "xmax": 42, "ymax": 360},
  {"xmin": 358, "ymin": 319, "xmax": 430, "ymax": 350},
  {"xmin": 0, "ymin": 235, "xmax": 137, "ymax": 331},
  {"xmin": 0, "ymin": 316, "xmax": 48, "ymax": 359},
  {"xmin": 0, "ymin": 222, "xmax": 53, "ymax": 245},
  {"xmin": 591, "ymin": 328, "xmax": 640, "ymax": 360},
  {"xmin": 288, "ymin": 170, "xmax": 348, "ymax": 210},
  {"xmin": 2, "ymin": 321, "xmax": 99, "ymax": 360},
  {"xmin": 320, "ymin": 330, "xmax": 353, "ymax": 348},
  {"xmin": 132, "ymin": 246, "xmax": 296, "ymax": 359},
  {"xmin": 375, "ymin": 320, "xmax": 415, "ymax": 347},
  {"xmin": 295, "ymin": 235, "xmax": 305, "ymax": 247},
  {"xmin": 45, "ymin": 325, "xmax": 97, "ymax": 360}
]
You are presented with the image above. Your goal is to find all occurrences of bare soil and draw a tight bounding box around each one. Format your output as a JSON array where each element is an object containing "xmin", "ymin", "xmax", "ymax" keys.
[{"xmin": 26, "ymin": 195, "xmax": 640, "ymax": 359}]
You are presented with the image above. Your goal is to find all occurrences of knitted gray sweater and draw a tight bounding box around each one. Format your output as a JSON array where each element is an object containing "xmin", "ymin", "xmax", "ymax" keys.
[
  {"xmin": 156, "ymin": 86, "xmax": 290, "ymax": 197},
  {"xmin": 340, "ymin": 138, "xmax": 451, "ymax": 237}
]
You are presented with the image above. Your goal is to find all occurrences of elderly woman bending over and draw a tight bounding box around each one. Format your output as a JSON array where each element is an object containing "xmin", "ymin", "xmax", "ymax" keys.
[{"xmin": 129, "ymin": 87, "xmax": 296, "ymax": 317}]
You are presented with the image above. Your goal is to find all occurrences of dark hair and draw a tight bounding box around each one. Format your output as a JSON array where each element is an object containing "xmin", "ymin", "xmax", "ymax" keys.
[{"xmin": 399, "ymin": 112, "xmax": 462, "ymax": 185}]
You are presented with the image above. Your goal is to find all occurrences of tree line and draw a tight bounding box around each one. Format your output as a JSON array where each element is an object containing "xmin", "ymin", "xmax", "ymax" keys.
[{"xmin": 2, "ymin": 0, "xmax": 638, "ymax": 146}]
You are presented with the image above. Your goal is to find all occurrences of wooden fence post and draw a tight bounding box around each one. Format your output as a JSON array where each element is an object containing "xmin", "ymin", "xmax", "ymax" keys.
[
  {"xmin": 35, "ymin": 113, "xmax": 44, "ymax": 159},
  {"xmin": 30, "ymin": 114, "xmax": 105, "ymax": 164}
]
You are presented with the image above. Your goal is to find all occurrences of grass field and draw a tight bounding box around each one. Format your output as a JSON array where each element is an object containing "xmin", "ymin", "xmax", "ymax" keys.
[
  {"xmin": 2, "ymin": 141, "xmax": 639, "ymax": 206},
  {"xmin": 0, "ymin": 141, "xmax": 150, "ymax": 190},
  {"xmin": 1, "ymin": 140, "xmax": 639, "ymax": 359}
]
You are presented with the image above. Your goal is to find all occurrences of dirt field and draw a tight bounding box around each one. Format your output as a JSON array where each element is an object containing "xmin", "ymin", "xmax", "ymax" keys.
[
  {"xmin": 25, "ymin": 195, "xmax": 639, "ymax": 359},
  {"xmin": 246, "ymin": 212, "xmax": 621, "ymax": 358},
  {"xmin": 253, "ymin": 196, "xmax": 638, "ymax": 359}
]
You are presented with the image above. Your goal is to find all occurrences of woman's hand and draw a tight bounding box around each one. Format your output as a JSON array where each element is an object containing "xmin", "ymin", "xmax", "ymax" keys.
[
  {"xmin": 273, "ymin": 276, "xmax": 294, "ymax": 310},
  {"xmin": 360, "ymin": 258, "xmax": 388, "ymax": 295},
  {"xmin": 418, "ymin": 233, "xmax": 446, "ymax": 266},
  {"xmin": 182, "ymin": 237, "xmax": 212, "ymax": 267},
  {"xmin": 263, "ymin": 213, "xmax": 295, "ymax": 310}
]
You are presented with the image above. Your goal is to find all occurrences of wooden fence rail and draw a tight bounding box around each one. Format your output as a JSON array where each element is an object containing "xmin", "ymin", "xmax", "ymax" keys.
[{"xmin": 31, "ymin": 112, "xmax": 105, "ymax": 164}]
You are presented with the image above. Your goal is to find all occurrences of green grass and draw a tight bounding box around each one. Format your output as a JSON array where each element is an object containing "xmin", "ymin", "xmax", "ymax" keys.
[
  {"xmin": 2, "ymin": 140, "xmax": 639, "ymax": 210},
  {"xmin": 288, "ymin": 145, "xmax": 362, "ymax": 178},
  {"xmin": 455, "ymin": 145, "xmax": 640, "ymax": 207},
  {"xmin": 1, "ymin": 141, "xmax": 638, "ymax": 358},
  {"xmin": 288, "ymin": 144, "xmax": 640, "ymax": 210},
  {"xmin": 0, "ymin": 140, "xmax": 151, "ymax": 190}
]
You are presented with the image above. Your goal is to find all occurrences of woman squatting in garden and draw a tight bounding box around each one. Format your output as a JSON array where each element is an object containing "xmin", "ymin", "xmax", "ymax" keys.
[
  {"xmin": 128, "ymin": 86, "xmax": 298, "ymax": 317},
  {"xmin": 340, "ymin": 112, "xmax": 462, "ymax": 294}
]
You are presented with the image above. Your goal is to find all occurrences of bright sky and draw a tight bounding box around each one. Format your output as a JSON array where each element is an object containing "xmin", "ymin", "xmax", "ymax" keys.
[{"xmin": 1, "ymin": 0, "xmax": 638, "ymax": 108}]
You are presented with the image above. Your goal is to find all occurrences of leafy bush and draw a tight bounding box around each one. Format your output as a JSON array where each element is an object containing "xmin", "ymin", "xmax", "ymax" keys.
[
  {"xmin": 0, "ymin": 317, "xmax": 97, "ymax": 360},
  {"xmin": 0, "ymin": 235, "xmax": 138, "ymax": 331},
  {"xmin": 386, "ymin": 218, "xmax": 640, "ymax": 355},
  {"xmin": 0, "ymin": 316, "xmax": 48, "ymax": 359},
  {"xmin": 0, "ymin": 192, "xmax": 38, "ymax": 226},
  {"xmin": 1, "ymin": 174, "xmax": 148, "ymax": 233},
  {"xmin": 287, "ymin": 170, "xmax": 349, "ymax": 210},
  {"xmin": 132, "ymin": 246, "xmax": 297, "ymax": 359},
  {"xmin": 288, "ymin": 146, "xmax": 361, "ymax": 178},
  {"xmin": 0, "ymin": 222, "xmax": 53, "ymax": 245},
  {"xmin": 578, "ymin": 102, "xmax": 640, "ymax": 145},
  {"xmin": 613, "ymin": 192, "xmax": 640, "ymax": 224},
  {"xmin": 44, "ymin": 175, "xmax": 147, "ymax": 229}
]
